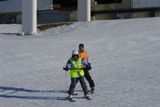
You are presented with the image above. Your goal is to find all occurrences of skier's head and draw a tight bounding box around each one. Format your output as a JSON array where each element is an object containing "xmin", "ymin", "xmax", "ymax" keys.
[
  {"xmin": 72, "ymin": 50, "xmax": 79, "ymax": 60},
  {"xmin": 79, "ymin": 43, "xmax": 84, "ymax": 52}
]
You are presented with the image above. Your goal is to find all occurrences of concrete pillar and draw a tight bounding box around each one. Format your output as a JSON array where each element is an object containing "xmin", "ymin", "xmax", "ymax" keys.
[
  {"xmin": 22, "ymin": 0, "xmax": 37, "ymax": 35},
  {"xmin": 78, "ymin": 0, "xmax": 91, "ymax": 21}
]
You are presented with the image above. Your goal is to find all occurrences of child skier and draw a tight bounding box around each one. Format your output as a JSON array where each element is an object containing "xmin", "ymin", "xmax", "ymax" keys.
[{"xmin": 63, "ymin": 50, "xmax": 91, "ymax": 102}]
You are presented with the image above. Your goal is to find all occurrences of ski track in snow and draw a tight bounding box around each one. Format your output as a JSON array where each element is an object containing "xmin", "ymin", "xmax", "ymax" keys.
[{"xmin": 0, "ymin": 17, "xmax": 160, "ymax": 107}]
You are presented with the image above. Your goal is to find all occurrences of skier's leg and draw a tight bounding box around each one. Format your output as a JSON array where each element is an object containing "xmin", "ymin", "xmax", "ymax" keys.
[
  {"xmin": 68, "ymin": 78, "xmax": 78, "ymax": 95},
  {"xmin": 79, "ymin": 76, "xmax": 88, "ymax": 95},
  {"xmin": 84, "ymin": 69, "xmax": 95, "ymax": 89}
]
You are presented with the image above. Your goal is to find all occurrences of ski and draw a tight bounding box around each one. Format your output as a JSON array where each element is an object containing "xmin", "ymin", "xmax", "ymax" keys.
[
  {"xmin": 90, "ymin": 90, "xmax": 94, "ymax": 94},
  {"xmin": 72, "ymin": 93, "xmax": 78, "ymax": 96},
  {"xmin": 66, "ymin": 96, "xmax": 76, "ymax": 102},
  {"xmin": 84, "ymin": 95, "xmax": 92, "ymax": 100}
]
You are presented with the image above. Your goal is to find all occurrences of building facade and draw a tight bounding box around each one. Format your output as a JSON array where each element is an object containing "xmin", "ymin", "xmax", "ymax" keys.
[
  {"xmin": 1, "ymin": 0, "xmax": 160, "ymax": 24},
  {"xmin": 53, "ymin": 0, "xmax": 160, "ymax": 21},
  {"xmin": 0, "ymin": 0, "xmax": 53, "ymax": 13},
  {"xmin": 132, "ymin": 0, "xmax": 160, "ymax": 8},
  {"xmin": 0, "ymin": 0, "xmax": 70, "ymax": 24},
  {"xmin": 91, "ymin": 0, "xmax": 160, "ymax": 20}
]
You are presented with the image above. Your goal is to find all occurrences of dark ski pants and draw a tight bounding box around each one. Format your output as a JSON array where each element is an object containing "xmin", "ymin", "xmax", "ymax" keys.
[
  {"xmin": 69, "ymin": 77, "xmax": 88, "ymax": 96},
  {"xmin": 84, "ymin": 69, "xmax": 95, "ymax": 89}
]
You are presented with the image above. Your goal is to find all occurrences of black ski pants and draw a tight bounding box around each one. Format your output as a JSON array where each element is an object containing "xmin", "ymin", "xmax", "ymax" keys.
[
  {"xmin": 84, "ymin": 69, "xmax": 95, "ymax": 89},
  {"xmin": 69, "ymin": 77, "xmax": 88, "ymax": 96}
]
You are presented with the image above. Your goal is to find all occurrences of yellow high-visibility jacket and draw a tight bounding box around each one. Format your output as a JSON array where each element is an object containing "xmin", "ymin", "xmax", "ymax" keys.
[{"xmin": 69, "ymin": 57, "xmax": 84, "ymax": 78}]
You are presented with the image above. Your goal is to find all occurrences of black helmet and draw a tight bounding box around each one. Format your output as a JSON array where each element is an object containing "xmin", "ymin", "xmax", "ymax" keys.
[
  {"xmin": 79, "ymin": 43, "xmax": 84, "ymax": 48},
  {"xmin": 79, "ymin": 44, "xmax": 84, "ymax": 51}
]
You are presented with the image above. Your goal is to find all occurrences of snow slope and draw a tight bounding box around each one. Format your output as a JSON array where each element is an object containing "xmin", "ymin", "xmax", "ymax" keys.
[{"xmin": 0, "ymin": 17, "xmax": 160, "ymax": 107}]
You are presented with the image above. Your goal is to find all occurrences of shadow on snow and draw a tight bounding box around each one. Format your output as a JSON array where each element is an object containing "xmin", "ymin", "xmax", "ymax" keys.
[{"xmin": 0, "ymin": 86, "xmax": 67, "ymax": 101}]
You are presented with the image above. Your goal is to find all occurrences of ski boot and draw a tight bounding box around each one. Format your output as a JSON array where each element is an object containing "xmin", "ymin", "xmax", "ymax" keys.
[
  {"xmin": 91, "ymin": 87, "xmax": 94, "ymax": 94},
  {"xmin": 84, "ymin": 94, "xmax": 92, "ymax": 100},
  {"xmin": 67, "ymin": 95, "xmax": 76, "ymax": 102}
]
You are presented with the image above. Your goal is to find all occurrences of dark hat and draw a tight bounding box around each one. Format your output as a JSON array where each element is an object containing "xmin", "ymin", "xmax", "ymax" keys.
[{"xmin": 79, "ymin": 43, "xmax": 84, "ymax": 48}]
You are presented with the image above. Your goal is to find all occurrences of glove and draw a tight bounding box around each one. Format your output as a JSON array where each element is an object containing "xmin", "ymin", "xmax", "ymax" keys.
[
  {"xmin": 63, "ymin": 67, "xmax": 69, "ymax": 71},
  {"xmin": 86, "ymin": 63, "xmax": 92, "ymax": 70}
]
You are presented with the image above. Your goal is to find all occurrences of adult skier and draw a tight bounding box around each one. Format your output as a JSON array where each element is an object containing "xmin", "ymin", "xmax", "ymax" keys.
[
  {"xmin": 78, "ymin": 44, "xmax": 95, "ymax": 94},
  {"xmin": 63, "ymin": 50, "xmax": 91, "ymax": 102}
]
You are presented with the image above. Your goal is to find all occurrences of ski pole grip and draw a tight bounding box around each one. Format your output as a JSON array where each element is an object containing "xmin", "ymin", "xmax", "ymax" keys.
[{"xmin": 63, "ymin": 67, "xmax": 69, "ymax": 71}]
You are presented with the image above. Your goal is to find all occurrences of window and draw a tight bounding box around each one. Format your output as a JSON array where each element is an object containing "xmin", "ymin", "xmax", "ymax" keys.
[{"xmin": 53, "ymin": 0, "xmax": 77, "ymax": 7}]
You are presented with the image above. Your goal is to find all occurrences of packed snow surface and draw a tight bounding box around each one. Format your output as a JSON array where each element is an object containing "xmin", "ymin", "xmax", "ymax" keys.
[{"xmin": 0, "ymin": 17, "xmax": 160, "ymax": 107}]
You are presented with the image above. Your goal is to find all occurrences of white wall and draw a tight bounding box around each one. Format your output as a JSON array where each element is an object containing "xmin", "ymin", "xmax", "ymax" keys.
[
  {"xmin": 78, "ymin": 0, "xmax": 91, "ymax": 21},
  {"xmin": 0, "ymin": 0, "xmax": 53, "ymax": 13},
  {"xmin": 22, "ymin": 0, "xmax": 37, "ymax": 35}
]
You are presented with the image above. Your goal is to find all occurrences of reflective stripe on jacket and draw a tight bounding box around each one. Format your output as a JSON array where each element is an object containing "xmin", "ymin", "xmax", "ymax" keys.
[{"xmin": 69, "ymin": 57, "xmax": 84, "ymax": 78}]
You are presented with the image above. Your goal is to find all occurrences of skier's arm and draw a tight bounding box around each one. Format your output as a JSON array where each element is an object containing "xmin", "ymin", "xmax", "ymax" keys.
[
  {"xmin": 63, "ymin": 60, "xmax": 71, "ymax": 71},
  {"xmin": 82, "ymin": 60, "xmax": 89, "ymax": 67},
  {"xmin": 82, "ymin": 60, "xmax": 92, "ymax": 70},
  {"xmin": 66, "ymin": 61, "xmax": 71, "ymax": 69},
  {"xmin": 85, "ymin": 51, "xmax": 89, "ymax": 63}
]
